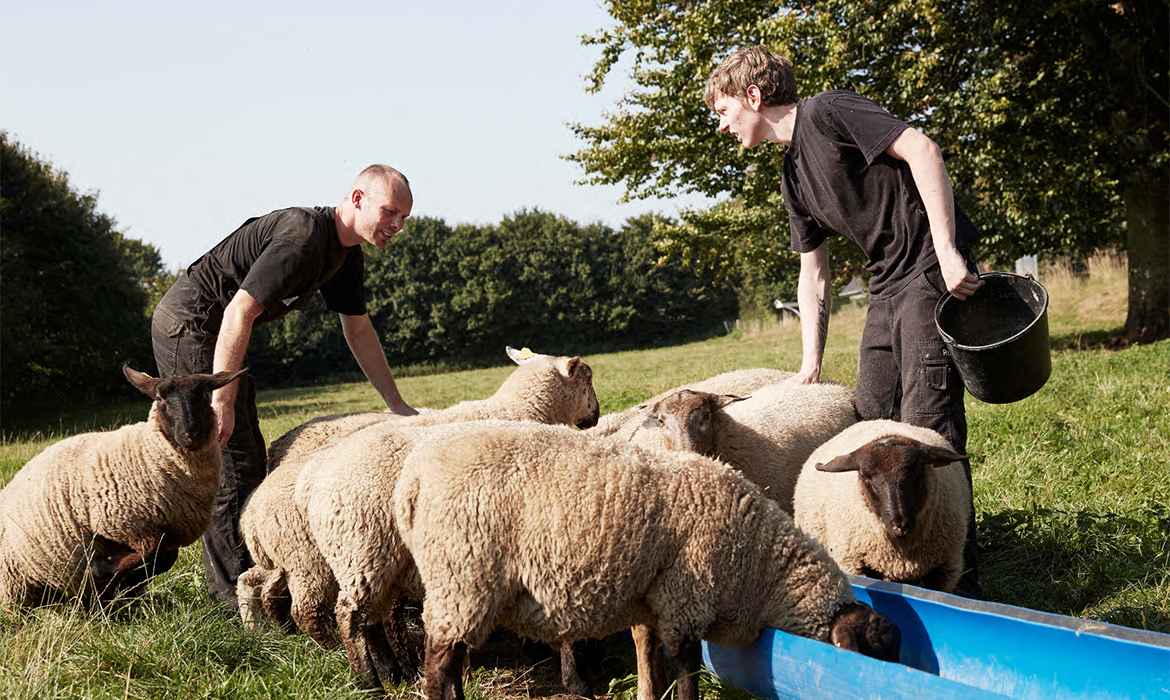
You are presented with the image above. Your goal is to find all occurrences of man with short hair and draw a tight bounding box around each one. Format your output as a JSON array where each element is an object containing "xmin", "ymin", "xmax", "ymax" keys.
[
  {"xmin": 151, "ymin": 165, "xmax": 418, "ymax": 608},
  {"xmin": 705, "ymin": 46, "xmax": 984, "ymax": 597}
]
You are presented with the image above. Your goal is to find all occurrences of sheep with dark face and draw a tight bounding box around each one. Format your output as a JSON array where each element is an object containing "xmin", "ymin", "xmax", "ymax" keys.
[
  {"xmin": 395, "ymin": 422, "xmax": 901, "ymax": 700},
  {"xmin": 607, "ymin": 389, "xmax": 746, "ymax": 454},
  {"xmin": 793, "ymin": 420, "xmax": 971, "ymax": 592},
  {"xmin": 642, "ymin": 382, "xmax": 858, "ymax": 514},
  {"xmin": 0, "ymin": 366, "xmax": 245, "ymax": 607},
  {"xmin": 236, "ymin": 347, "xmax": 600, "ymax": 662}
]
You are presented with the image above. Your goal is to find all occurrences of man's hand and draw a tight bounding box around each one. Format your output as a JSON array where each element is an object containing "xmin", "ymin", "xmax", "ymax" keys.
[
  {"xmin": 787, "ymin": 366, "xmax": 821, "ymax": 385},
  {"xmin": 939, "ymin": 250, "xmax": 983, "ymax": 301},
  {"xmin": 213, "ymin": 396, "xmax": 235, "ymax": 449},
  {"xmin": 385, "ymin": 397, "xmax": 419, "ymax": 417}
]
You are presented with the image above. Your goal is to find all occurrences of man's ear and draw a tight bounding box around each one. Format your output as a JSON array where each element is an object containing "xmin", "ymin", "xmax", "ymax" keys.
[{"xmin": 745, "ymin": 85, "xmax": 763, "ymax": 110}]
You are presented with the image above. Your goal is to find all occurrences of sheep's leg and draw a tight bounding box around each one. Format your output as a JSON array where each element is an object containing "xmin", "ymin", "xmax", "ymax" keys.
[
  {"xmin": 290, "ymin": 574, "xmax": 339, "ymax": 648},
  {"xmin": 238, "ymin": 567, "xmax": 275, "ymax": 630},
  {"xmin": 87, "ymin": 537, "xmax": 137, "ymax": 604},
  {"xmin": 425, "ymin": 636, "xmax": 467, "ymax": 700},
  {"xmin": 382, "ymin": 596, "xmax": 420, "ymax": 680},
  {"xmin": 98, "ymin": 533, "xmax": 176, "ymax": 603},
  {"xmin": 337, "ymin": 603, "xmax": 404, "ymax": 689},
  {"xmin": 632, "ymin": 624, "xmax": 667, "ymax": 700},
  {"xmin": 337, "ymin": 605, "xmax": 382, "ymax": 689},
  {"xmin": 671, "ymin": 637, "xmax": 702, "ymax": 700},
  {"xmin": 259, "ymin": 570, "xmax": 294, "ymax": 632},
  {"xmin": 924, "ymin": 561, "xmax": 962, "ymax": 594},
  {"xmin": 559, "ymin": 641, "xmax": 592, "ymax": 697}
]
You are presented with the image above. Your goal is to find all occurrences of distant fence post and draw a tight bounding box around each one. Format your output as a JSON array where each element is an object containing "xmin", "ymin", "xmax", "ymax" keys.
[{"xmin": 1015, "ymin": 254, "xmax": 1039, "ymax": 279}]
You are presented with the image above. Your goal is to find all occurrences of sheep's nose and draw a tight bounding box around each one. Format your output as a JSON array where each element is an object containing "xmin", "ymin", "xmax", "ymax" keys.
[{"xmin": 886, "ymin": 517, "xmax": 911, "ymax": 539}]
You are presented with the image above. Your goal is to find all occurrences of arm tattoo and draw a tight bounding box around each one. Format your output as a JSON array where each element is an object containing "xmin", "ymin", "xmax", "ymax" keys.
[{"xmin": 816, "ymin": 294, "xmax": 829, "ymax": 353}]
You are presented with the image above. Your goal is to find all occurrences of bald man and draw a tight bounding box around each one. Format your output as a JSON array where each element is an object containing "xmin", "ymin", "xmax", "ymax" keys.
[{"xmin": 151, "ymin": 164, "xmax": 417, "ymax": 608}]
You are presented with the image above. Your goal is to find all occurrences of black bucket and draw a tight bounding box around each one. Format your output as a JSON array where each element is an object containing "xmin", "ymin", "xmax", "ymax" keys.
[{"xmin": 935, "ymin": 271, "xmax": 1051, "ymax": 404}]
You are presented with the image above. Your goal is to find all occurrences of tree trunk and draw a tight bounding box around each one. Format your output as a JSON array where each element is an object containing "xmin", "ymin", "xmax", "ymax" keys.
[{"xmin": 1121, "ymin": 167, "xmax": 1170, "ymax": 343}]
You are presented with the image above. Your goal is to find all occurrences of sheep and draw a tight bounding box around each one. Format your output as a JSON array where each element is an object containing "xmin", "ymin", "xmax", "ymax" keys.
[
  {"xmin": 591, "ymin": 367, "xmax": 793, "ymax": 439},
  {"xmin": 394, "ymin": 422, "xmax": 901, "ymax": 700},
  {"xmin": 295, "ymin": 418, "xmax": 520, "ymax": 688},
  {"xmin": 0, "ymin": 366, "xmax": 246, "ymax": 608},
  {"xmin": 236, "ymin": 347, "xmax": 600, "ymax": 655},
  {"xmin": 792, "ymin": 419, "xmax": 971, "ymax": 593},
  {"xmin": 237, "ymin": 410, "xmax": 395, "ymax": 634},
  {"xmin": 607, "ymin": 380, "xmax": 857, "ymax": 514},
  {"xmin": 577, "ymin": 378, "xmax": 855, "ymax": 699},
  {"xmin": 696, "ymin": 381, "xmax": 858, "ymax": 514}
]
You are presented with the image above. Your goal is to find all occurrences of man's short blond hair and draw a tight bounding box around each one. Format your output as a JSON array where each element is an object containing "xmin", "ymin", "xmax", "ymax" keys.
[
  {"xmin": 704, "ymin": 46, "xmax": 798, "ymax": 110},
  {"xmin": 357, "ymin": 164, "xmax": 410, "ymax": 191}
]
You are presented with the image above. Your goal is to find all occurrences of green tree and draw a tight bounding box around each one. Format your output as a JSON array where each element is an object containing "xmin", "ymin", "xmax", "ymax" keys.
[
  {"xmin": 570, "ymin": 0, "xmax": 1168, "ymax": 342},
  {"xmin": 116, "ymin": 235, "xmax": 179, "ymax": 316},
  {"xmin": 1, "ymin": 132, "xmax": 156, "ymax": 418}
]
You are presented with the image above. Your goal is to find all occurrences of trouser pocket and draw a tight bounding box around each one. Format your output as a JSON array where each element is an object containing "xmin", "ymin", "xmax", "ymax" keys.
[{"xmin": 918, "ymin": 338, "xmax": 950, "ymax": 391}]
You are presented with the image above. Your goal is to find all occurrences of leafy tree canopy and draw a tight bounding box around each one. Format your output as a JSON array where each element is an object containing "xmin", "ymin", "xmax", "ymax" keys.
[
  {"xmin": 1, "ymin": 132, "xmax": 160, "ymax": 417},
  {"xmin": 570, "ymin": 0, "xmax": 1168, "ymax": 341}
]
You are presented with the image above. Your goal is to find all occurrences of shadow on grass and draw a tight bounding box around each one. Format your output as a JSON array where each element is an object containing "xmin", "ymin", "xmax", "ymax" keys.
[
  {"xmin": 1048, "ymin": 327, "xmax": 1125, "ymax": 352},
  {"xmin": 979, "ymin": 504, "xmax": 1170, "ymax": 632}
]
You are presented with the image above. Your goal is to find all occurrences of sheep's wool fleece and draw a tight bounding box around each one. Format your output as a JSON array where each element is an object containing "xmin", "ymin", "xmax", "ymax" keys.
[
  {"xmin": 296, "ymin": 418, "xmax": 520, "ymax": 626},
  {"xmin": 396, "ymin": 423, "xmax": 854, "ymax": 654},
  {"xmin": 590, "ymin": 367, "xmax": 798, "ymax": 440},
  {"xmin": 0, "ymin": 406, "xmax": 220, "ymax": 601},
  {"xmin": 793, "ymin": 420, "xmax": 971, "ymax": 590},
  {"xmin": 712, "ymin": 381, "xmax": 857, "ymax": 514}
]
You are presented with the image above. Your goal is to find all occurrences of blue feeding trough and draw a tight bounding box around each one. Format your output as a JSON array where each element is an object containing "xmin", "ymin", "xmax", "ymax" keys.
[{"xmin": 701, "ymin": 575, "xmax": 1169, "ymax": 700}]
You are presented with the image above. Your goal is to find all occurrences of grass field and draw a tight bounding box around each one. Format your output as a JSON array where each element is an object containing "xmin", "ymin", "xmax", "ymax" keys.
[{"xmin": 1, "ymin": 252, "xmax": 1167, "ymax": 699}]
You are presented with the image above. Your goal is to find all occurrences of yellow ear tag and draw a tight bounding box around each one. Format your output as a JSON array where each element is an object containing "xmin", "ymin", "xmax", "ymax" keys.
[{"xmin": 517, "ymin": 347, "xmax": 535, "ymax": 361}]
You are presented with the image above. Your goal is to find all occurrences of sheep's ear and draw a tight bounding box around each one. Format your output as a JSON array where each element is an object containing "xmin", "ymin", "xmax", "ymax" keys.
[
  {"xmin": 506, "ymin": 346, "xmax": 538, "ymax": 365},
  {"xmin": 123, "ymin": 365, "xmax": 159, "ymax": 399},
  {"xmin": 815, "ymin": 453, "xmax": 861, "ymax": 473},
  {"xmin": 712, "ymin": 393, "xmax": 748, "ymax": 411},
  {"xmin": 206, "ymin": 367, "xmax": 248, "ymax": 392},
  {"xmin": 557, "ymin": 356, "xmax": 581, "ymax": 379},
  {"xmin": 917, "ymin": 443, "xmax": 968, "ymax": 467}
]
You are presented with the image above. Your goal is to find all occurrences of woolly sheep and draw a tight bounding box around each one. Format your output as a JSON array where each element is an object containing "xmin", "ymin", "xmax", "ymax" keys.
[
  {"xmin": 237, "ymin": 410, "xmax": 396, "ymax": 636},
  {"xmin": 591, "ymin": 367, "xmax": 793, "ymax": 439},
  {"xmin": 793, "ymin": 419, "xmax": 971, "ymax": 592},
  {"xmin": 698, "ymin": 381, "xmax": 858, "ymax": 514},
  {"xmin": 236, "ymin": 347, "xmax": 600, "ymax": 652},
  {"xmin": 579, "ymin": 376, "xmax": 854, "ymax": 698},
  {"xmin": 606, "ymin": 380, "xmax": 857, "ymax": 514},
  {"xmin": 0, "ymin": 366, "xmax": 245, "ymax": 608},
  {"xmin": 395, "ymin": 422, "xmax": 901, "ymax": 700},
  {"xmin": 296, "ymin": 418, "xmax": 532, "ymax": 688}
]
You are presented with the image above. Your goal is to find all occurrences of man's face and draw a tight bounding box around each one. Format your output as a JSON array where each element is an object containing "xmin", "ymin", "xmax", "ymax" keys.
[
  {"xmin": 354, "ymin": 178, "xmax": 412, "ymax": 248},
  {"xmin": 714, "ymin": 92, "xmax": 764, "ymax": 148}
]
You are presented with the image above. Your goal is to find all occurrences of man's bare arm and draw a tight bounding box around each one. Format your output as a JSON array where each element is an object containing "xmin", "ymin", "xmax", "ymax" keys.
[{"xmin": 790, "ymin": 242, "xmax": 831, "ymax": 384}]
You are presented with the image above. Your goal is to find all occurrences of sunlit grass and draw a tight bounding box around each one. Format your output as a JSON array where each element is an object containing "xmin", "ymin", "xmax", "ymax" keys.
[{"xmin": 1, "ymin": 253, "xmax": 1164, "ymax": 698}]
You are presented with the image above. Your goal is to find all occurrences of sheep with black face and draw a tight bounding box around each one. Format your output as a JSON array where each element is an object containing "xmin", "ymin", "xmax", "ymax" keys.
[
  {"xmin": 0, "ymin": 366, "xmax": 245, "ymax": 608},
  {"xmin": 793, "ymin": 419, "xmax": 971, "ymax": 592},
  {"xmin": 396, "ymin": 422, "xmax": 902, "ymax": 700}
]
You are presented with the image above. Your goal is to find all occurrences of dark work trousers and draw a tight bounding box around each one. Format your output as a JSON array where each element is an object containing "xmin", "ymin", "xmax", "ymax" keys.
[
  {"xmin": 854, "ymin": 260, "xmax": 982, "ymax": 598},
  {"xmin": 150, "ymin": 273, "xmax": 268, "ymax": 610}
]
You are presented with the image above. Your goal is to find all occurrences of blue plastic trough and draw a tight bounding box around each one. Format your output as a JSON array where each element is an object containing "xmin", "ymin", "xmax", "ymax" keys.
[{"xmin": 701, "ymin": 575, "xmax": 1170, "ymax": 700}]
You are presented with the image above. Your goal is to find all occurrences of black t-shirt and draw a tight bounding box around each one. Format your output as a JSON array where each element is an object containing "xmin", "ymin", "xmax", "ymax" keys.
[
  {"xmin": 185, "ymin": 206, "xmax": 366, "ymax": 330},
  {"xmin": 782, "ymin": 90, "xmax": 979, "ymax": 298}
]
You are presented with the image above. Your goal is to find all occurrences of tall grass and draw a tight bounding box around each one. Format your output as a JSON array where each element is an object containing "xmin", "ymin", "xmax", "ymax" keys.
[{"xmin": 1, "ymin": 253, "xmax": 1166, "ymax": 699}]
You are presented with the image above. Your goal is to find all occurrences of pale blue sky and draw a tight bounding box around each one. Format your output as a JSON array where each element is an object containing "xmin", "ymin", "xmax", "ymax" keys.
[{"xmin": 1, "ymin": 1, "xmax": 713, "ymax": 269}]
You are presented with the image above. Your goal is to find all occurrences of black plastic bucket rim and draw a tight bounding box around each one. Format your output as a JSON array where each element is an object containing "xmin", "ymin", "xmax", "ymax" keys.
[
  {"xmin": 935, "ymin": 271, "xmax": 1050, "ymax": 352},
  {"xmin": 935, "ymin": 271, "xmax": 1052, "ymax": 404}
]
